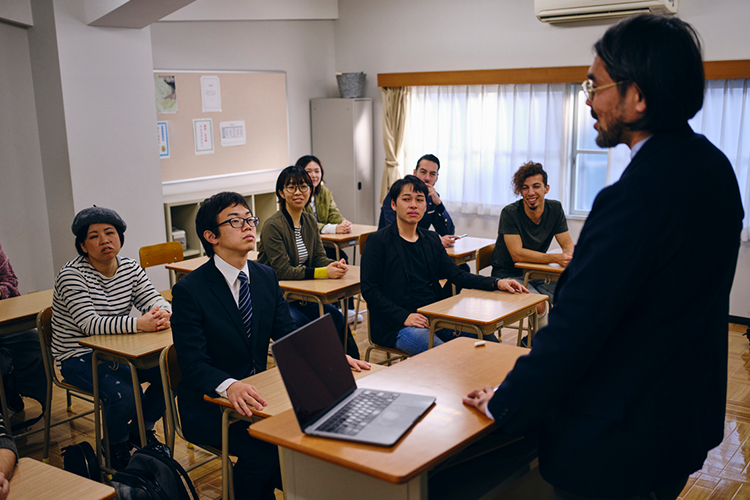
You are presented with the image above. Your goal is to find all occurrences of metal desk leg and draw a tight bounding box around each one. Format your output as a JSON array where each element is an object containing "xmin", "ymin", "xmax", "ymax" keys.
[
  {"xmin": 125, "ymin": 359, "xmax": 147, "ymax": 448},
  {"xmin": 91, "ymin": 351, "xmax": 110, "ymax": 475},
  {"xmin": 222, "ymin": 408, "xmax": 230, "ymax": 500}
]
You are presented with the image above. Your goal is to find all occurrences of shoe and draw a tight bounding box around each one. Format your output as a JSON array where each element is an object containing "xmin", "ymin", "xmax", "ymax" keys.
[
  {"xmin": 346, "ymin": 309, "xmax": 365, "ymax": 324},
  {"xmin": 128, "ymin": 429, "xmax": 161, "ymax": 450},
  {"xmin": 520, "ymin": 336, "xmax": 529, "ymax": 348},
  {"xmin": 110, "ymin": 442, "xmax": 132, "ymax": 471},
  {"xmin": 5, "ymin": 392, "xmax": 24, "ymax": 413}
]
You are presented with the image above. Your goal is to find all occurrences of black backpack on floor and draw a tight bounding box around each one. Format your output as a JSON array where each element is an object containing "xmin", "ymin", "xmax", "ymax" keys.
[
  {"xmin": 111, "ymin": 442, "xmax": 198, "ymax": 500},
  {"xmin": 62, "ymin": 441, "xmax": 101, "ymax": 481}
]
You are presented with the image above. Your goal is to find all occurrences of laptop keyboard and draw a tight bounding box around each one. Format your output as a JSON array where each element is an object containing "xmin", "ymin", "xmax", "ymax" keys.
[{"xmin": 317, "ymin": 390, "xmax": 399, "ymax": 436}]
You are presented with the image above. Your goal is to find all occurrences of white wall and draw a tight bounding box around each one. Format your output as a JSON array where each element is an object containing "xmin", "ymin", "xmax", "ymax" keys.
[
  {"xmin": 150, "ymin": 19, "xmax": 338, "ymax": 163},
  {"xmin": 0, "ymin": 20, "xmax": 55, "ymax": 294},
  {"xmin": 334, "ymin": 0, "xmax": 750, "ymax": 317}
]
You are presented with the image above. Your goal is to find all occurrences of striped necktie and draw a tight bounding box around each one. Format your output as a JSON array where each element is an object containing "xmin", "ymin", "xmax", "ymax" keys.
[{"xmin": 237, "ymin": 271, "xmax": 252, "ymax": 342}]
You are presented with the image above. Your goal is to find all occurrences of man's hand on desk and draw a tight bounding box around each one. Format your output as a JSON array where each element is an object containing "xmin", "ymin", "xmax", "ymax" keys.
[
  {"xmin": 227, "ymin": 381, "xmax": 266, "ymax": 417},
  {"xmin": 404, "ymin": 313, "xmax": 429, "ymax": 329},
  {"xmin": 463, "ymin": 385, "xmax": 495, "ymax": 415},
  {"xmin": 496, "ymin": 279, "xmax": 529, "ymax": 294},
  {"xmin": 346, "ymin": 355, "xmax": 371, "ymax": 372},
  {"xmin": 552, "ymin": 252, "xmax": 574, "ymax": 267},
  {"xmin": 441, "ymin": 235, "xmax": 459, "ymax": 248}
]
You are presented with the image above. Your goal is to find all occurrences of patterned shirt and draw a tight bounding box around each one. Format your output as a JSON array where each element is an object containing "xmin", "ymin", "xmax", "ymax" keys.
[
  {"xmin": 294, "ymin": 227, "xmax": 309, "ymax": 266},
  {"xmin": 51, "ymin": 255, "xmax": 171, "ymax": 366}
]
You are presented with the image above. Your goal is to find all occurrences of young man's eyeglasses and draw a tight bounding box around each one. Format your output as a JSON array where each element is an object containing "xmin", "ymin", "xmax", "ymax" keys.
[
  {"xmin": 581, "ymin": 79, "xmax": 628, "ymax": 101},
  {"xmin": 216, "ymin": 216, "xmax": 260, "ymax": 229},
  {"xmin": 283, "ymin": 184, "xmax": 310, "ymax": 193}
]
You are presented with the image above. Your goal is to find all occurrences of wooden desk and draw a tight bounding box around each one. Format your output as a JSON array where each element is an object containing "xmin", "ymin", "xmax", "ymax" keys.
[
  {"xmin": 10, "ymin": 457, "xmax": 115, "ymax": 500},
  {"xmin": 514, "ymin": 261, "xmax": 564, "ymax": 287},
  {"xmin": 0, "ymin": 289, "xmax": 53, "ymax": 433},
  {"xmin": 320, "ymin": 224, "xmax": 378, "ymax": 263},
  {"xmin": 204, "ymin": 364, "xmax": 386, "ymax": 500},
  {"xmin": 249, "ymin": 338, "xmax": 530, "ymax": 499},
  {"xmin": 418, "ymin": 289, "xmax": 548, "ymax": 348},
  {"xmin": 166, "ymin": 251, "xmax": 258, "ymax": 281},
  {"xmin": 445, "ymin": 237, "xmax": 495, "ymax": 266},
  {"xmin": 78, "ymin": 329, "xmax": 173, "ymax": 473},
  {"xmin": 0, "ymin": 289, "xmax": 53, "ymax": 336}
]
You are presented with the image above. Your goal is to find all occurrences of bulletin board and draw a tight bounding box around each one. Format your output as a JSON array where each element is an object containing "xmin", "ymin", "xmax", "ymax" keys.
[{"xmin": 155, "ymin": 70, "xmax": 289, "ymax": 183}]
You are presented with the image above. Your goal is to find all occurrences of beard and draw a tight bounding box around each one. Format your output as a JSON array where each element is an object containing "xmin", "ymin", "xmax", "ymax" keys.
[{"xmin": 592, "ymin": 109, "xmax": 628, "ymax": 148}]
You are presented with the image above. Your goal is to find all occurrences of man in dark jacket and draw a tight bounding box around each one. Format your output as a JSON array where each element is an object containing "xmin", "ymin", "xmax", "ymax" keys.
[
  {"xmin": 362, "ymin": 176, "xmax": 527, "ymax": 355},
  {"xmin": 464, "ymin": 15, "xmax": 744, "ymax": 499}
]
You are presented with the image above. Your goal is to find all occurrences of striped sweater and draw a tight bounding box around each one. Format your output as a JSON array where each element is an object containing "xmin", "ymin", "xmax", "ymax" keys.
[{"xmin": 51, "ymin": 255, "xmax": 171, "ymax": 366}]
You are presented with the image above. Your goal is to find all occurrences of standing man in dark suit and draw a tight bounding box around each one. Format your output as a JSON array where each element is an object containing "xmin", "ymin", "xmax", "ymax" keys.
[
  {"xmin": 464, "ymin": 15, "xmax": 743, "ymax": 499},
  {"xmin": 171, "ymin": 192, "xmax": 369, "ymax": 500}
]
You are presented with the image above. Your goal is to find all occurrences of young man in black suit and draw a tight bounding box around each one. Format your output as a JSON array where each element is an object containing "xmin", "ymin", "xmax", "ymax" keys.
[
  {"xmin": 362, "ymin": 176, "xmax": 527, "ymax": 355},
  {"xmin": 464, "ymin": 15, "xmax": 744, "ymax": 499},
  {"xmin": 171, "ymin": 192, "xmax": 369, "ymax": 500}
]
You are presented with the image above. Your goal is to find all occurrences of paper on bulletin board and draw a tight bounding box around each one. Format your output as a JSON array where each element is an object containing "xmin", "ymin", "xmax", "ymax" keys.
[
  {"xmin": 220, "ymin": 120, "xmax": 246, "ymax": 147},
  {"xmin": 157, "ymin": 121, "xmax": 170, "ymax": 158},
  {"xmin": 200, "ymin": 75, "xmax": 221, "ymax": 112},
  {"xmin": 193, "ymin": 118, "xmax": 214, "ymax": 155},
  {"xmin": 155, "ymin": 75, "xmax": 177, "ymax": 113}
]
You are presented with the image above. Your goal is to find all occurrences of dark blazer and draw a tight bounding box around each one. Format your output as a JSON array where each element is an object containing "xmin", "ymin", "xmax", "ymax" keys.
[
  {"xmin": 361, "ymin": 222, "xmax": 497, "ymax": 348},
  {"xmin": 171, "ymin": 258, "xmax": 296, "ymax": 445},
  {"xmin": 488, "ymin": 125, "xmax": 744, "ymax": 497}
]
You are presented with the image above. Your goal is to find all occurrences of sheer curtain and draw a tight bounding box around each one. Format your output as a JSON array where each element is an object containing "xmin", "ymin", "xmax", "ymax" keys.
[
  {"xmin": 689, "ymin": 79, "xmax": 750, "ymax": 241},
  {"xmin": 404, "ymin": 84, "xmax": 567, "ymax": 216}
]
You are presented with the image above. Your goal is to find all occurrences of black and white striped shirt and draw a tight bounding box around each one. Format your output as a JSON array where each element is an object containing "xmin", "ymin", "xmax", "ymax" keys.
[
  {"xmin": 51, "ymin": 255, "xmax": 171, "ymax": 366},
  {"xmin": 294, "ymin": 227, "xmax": 309, "ymax": 265}
]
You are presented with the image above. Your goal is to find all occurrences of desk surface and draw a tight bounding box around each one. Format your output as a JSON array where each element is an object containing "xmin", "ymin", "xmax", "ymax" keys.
[
  {"xmin": 78, "ymin": 329, "xmax": 173, "ymax": 359},
  {"xmin": 445, "ymin": 237, "xmax": 495, "ymax": 259},
  {"xmin": 10, "ymin": 457, "xmax": 115, "ymax": 500},
  {"xmin": 278, "ymin": 265, "xmax": 361, "ymax": 298},
  {"xmin": 205, "ymin": 364, "xmax": 386, "ymax": 418},
  {"xmin": 249, "ymin": 338, "xmax": 527, "ymax": 484},
  {"xmin": 319, "ymin": 224, "xmax": 378, "ymax": 243},
  {"xmin": 418, "ymin": 289, "xmax": 547, "ymax": 326},
  {"xmin": 0, "ymin": 289, "xmax": 53, "ymax": 327},
  {"xmin": 514, "ymin": 261, "xmax": 564, "ymax": 273},
  {"xmin": 166, "ymin": 252, "xmax": 258, "ymax": 274}
]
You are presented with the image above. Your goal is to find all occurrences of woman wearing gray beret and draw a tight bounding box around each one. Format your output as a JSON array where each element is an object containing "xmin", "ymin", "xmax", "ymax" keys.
[{"xmin": 51, "ymin": 206, "xmax": 171, "ymax": 470}]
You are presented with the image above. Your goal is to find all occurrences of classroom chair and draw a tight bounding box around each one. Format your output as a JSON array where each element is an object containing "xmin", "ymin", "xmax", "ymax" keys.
[
  {"xmin": 350, "ymin": 232, "xmax": 371, "ymax": 336},
  {"xmin": 476, "ymin": 244, "xmax": 532, "ymax": 347},
  {"xmin": 36, "ymin": 307, "xmax": 105, "ymax": 465},
  {"xmin": 159, "ymin": 344, "xmax": 234, "ymax": 500},
  {"xmin": 139, "ymin": 241, "xmax": 184, "ymax": 301},
  {"xmin": 363, "ymin": 311, "xmax": 410, "ymax": 366}
]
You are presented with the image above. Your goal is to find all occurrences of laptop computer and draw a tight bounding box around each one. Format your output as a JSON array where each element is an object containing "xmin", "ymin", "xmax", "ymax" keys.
[{"xmin": 271, "ymin": 314, "xmax": 436, "ymax": 447}]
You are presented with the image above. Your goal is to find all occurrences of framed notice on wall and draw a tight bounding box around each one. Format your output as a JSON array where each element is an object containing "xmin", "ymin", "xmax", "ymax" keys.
[{"xmin": 155, "ymin": 70, "xmax": 289, "ymax": 183}]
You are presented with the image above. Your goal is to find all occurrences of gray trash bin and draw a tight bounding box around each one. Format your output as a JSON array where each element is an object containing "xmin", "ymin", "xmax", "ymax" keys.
[{"xmin": 336, "ymin": 72, "xmax": 366, "ymax": 98}]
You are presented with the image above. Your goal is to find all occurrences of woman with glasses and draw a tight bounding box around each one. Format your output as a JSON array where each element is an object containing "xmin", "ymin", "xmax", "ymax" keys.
[
  {"xmin": 258, "ymin": 166, "xmax": 360, "ymax": 359},
  {"xmin": 51, "ymin": 206, "xmax": 170, "ymax": 470}
]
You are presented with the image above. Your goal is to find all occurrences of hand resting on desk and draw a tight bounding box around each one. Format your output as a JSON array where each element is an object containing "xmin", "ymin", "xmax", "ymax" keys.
[
  {"xmin": 136, "ymin": 305, "xmax": 171, "ymax": 332},
  {"xmin": 227, "ymin": 381, "xmax": 267, "ymax": 417},
  {"xmin": 463, "ymin": 385, "xmax": 495, "ymax": 416},
  {"xmin": 496, "ymin": 279, "xmax": 529, "ymax": 294}
]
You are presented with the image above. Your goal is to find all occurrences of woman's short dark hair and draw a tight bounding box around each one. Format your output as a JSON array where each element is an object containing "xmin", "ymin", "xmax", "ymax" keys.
[
  {"xmin": 196, "ymin": 192, "xmax": 251, "ymax": 257},
  {"xmin": 294, "ymin": 155, "xmax": 324, "ymax": 196},
  {"xmin": 275, "ymin": 166, "xmax": 314, "ymax": 207},
  {"xmin": 512, "ymin": 162, "xmax": 548, "ymax": 196},
  {"xmin": 75, "ymin": 226, "xmax": 125, "ymax": 256},
  {"xmin": 389, "ymin": 175, "xmax": 429, "ymax": 202},
  {"xmin": 594, "ymin": 14, "xmax": 704, "ymax": 134}
]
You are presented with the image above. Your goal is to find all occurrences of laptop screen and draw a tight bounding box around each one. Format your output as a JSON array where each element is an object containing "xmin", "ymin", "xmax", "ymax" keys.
[{"xmin": 271, "ymin": 314, "xmax": 357, "ymax": 428}]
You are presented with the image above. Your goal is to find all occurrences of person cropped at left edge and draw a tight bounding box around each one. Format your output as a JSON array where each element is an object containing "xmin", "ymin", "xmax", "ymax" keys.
[
  {"xmin": 51, "ymin": 206, "xmax": 170, "ymax": 471},
  {"xmin": 171, "ymin": 192, "xmax": 369, "ymax": 500},
  {"xmin": 257, "ymin": 166, "xmax": 361, "ymax": 360}
]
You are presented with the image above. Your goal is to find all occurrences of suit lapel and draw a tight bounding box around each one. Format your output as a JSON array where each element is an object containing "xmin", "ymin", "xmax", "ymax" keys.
[{"xmin": 388, "ymin": 223, "xmax": 410, "ymax": 285}]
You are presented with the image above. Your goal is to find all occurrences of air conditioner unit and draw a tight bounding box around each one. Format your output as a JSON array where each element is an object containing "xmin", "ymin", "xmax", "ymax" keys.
[{"xmin": 535, "ymin": 0, "xmax": 678, "ymax": 24}]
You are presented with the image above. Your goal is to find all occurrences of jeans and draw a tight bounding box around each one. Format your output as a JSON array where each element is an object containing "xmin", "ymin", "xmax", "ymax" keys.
[
  {"xmin": 288, "ymin": 301, "xmax": 360, "ymax": 359},
  {"xmin": 60, "ymin": 351, "xmax": 166, "ymax": 445},
  {"xmin": 504, "ymin": 274, "xmax": 558, "ymax": 304},
  {"xmin": 395, "ymin": 326, "xmax": 499, "ymax": 356}
]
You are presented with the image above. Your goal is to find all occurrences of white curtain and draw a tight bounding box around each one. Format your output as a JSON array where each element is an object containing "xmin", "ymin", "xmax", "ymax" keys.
[
  {"xmin": 404, "ymin": 84, "xmax": 567, "ymax": 216},
  {"xmin": 689, "ymin": 79, "xmax": 750, "ymax": 241}
]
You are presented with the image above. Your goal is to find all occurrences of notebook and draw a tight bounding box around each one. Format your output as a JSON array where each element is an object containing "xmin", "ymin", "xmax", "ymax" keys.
[{"xmin": 271, "ymin": 314, "xmax": 436, "ymax": 447}]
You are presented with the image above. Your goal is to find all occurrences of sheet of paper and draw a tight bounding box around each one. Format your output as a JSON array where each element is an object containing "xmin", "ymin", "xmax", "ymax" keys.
[
  {"xmin": 193, "ymin": 118, "xmax": 214, "ymax": 155},
  {"xmin": 220, "ymin": 120, "xmax": 246, "ymax": 147},
  {"xmin": 155, "ymin": 75, "xmax": 177, "ymax": 113},
  {"xmin": 157, "ymin": 121, "xmax": 170, "ymax": 158},
  {"xmin": 200, "ymin": 75, "xmax": 221, "ymax": 112}
]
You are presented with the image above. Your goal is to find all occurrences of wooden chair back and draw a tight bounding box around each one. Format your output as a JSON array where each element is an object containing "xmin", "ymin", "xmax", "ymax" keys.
[
  {"xmin": 359, "ymin": 232, "xmax": 371, "ymax": 256},
  {"xmin": 139, "ymin": 241, "xmax": 184, "ymax": 268},
  {"xmin": 476, "ymin": 244, "xmax": 495, "ymax": 273}
]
